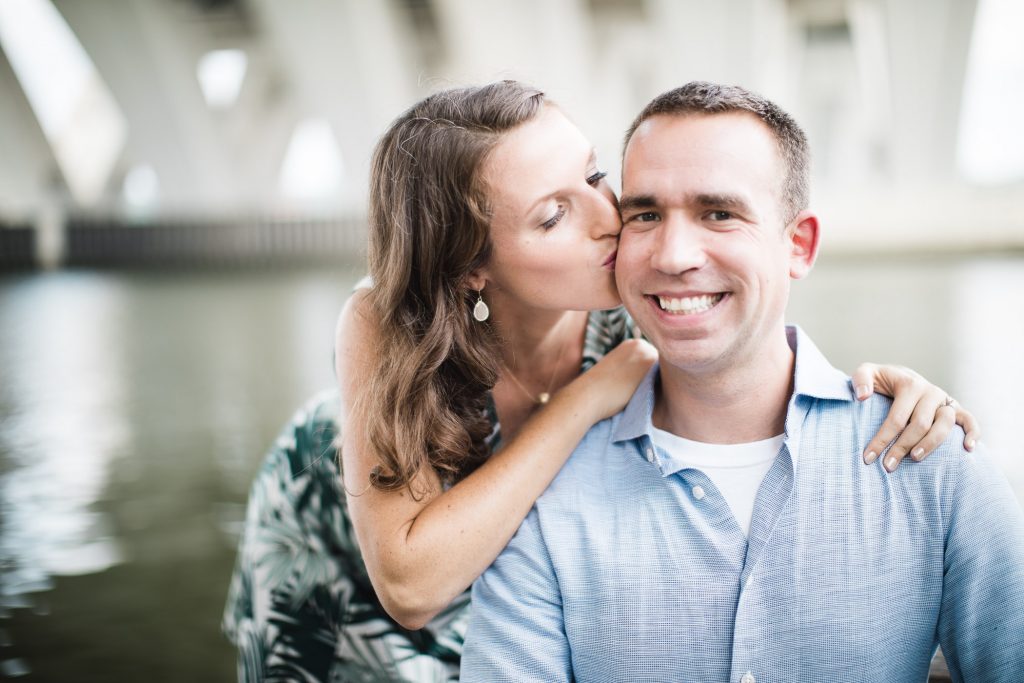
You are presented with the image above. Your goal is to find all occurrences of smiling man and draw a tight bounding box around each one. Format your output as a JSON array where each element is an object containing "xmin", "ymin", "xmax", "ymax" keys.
[{"xmin": 460, "ymin": 82, "xmax": 1024, "ymax": 683}]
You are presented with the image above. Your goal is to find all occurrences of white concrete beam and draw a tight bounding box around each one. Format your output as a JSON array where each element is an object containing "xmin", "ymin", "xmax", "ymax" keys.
[
  {"xmin": 0, "ymin": 43, "xmax": 55, "ymax": 220},
  {"xmin": 249, "ymin": 0, "xmax": 418, "ymax": 210},
  {"xmin": 882, "ymin": 0, "xmax": 978, "ymax": 184},
  {"xmin": 53, "ymin": 0, "xmax": 233, "ymax": 210}
]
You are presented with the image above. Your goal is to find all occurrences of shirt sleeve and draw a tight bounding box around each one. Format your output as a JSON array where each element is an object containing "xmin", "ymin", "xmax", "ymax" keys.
[
  {"xmin": 937, "ymin": 443, "xmax": 1024, "ymax": 682},
  {"xmin": 460, "ymin": 506, "xmax": 572, "ymax": 682}
]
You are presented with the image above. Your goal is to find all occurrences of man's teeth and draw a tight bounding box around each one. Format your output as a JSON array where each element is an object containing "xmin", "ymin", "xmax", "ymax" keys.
[{"xmin": 657, "ymin": 293, "xmax": 724, "ymax": 314}]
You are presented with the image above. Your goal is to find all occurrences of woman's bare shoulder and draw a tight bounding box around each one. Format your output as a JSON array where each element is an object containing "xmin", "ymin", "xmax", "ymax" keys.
[
  {"xmin": 336, "ymin": 287, "xmax": 378, "ymax": 342},
  {"xmin": 334, "ymin": 288, "xmax": 380, "ymax": 396}
]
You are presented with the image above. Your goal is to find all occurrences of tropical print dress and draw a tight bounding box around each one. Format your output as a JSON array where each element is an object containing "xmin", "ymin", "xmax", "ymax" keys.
[{"xmin": 222, "ymin": 306, "xmax": 635, "ymax": 682}]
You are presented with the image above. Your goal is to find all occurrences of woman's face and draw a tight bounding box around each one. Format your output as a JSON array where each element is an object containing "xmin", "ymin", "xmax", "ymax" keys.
[{"xmin": 477, "ymin": 105, "xmax": 622, "ymax": 314}]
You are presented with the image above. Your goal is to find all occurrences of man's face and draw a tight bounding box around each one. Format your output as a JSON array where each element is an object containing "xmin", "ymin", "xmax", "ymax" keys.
[{"xmin": 615, "ymin": 111, "xmax": 817, "ymax": 377}]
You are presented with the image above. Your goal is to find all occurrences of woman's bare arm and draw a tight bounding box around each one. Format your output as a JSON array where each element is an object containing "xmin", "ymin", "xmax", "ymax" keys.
[{"xmin": 335, "ymin": 291, "xmax": 656, "ymax": 629}]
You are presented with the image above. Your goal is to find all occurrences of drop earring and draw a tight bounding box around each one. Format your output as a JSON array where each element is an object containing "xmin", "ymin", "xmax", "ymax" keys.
[{"xmin": 472, "ymin": 289, "xmax": 490, "ymax": 322}]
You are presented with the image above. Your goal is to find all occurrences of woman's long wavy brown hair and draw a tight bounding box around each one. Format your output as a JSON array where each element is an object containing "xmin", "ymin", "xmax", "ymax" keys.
[{"xmin": 356, "ymin": 81, "xmax": 546, "ymax": 494}]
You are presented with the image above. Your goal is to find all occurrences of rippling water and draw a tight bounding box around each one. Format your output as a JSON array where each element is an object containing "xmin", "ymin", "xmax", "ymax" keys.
[
  {"xmin": 0, "ymin": 266, "xmax": 360, "ymax": 682},
  {"xmin": 0, "ymin": 256, "xmax": 1021, "ymax": 681}
]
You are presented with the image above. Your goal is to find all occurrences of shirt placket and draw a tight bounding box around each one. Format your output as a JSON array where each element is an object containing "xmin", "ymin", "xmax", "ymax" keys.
[{"xmin": 728, "ymin": 400, "xmax": 807, "ymax": 683}]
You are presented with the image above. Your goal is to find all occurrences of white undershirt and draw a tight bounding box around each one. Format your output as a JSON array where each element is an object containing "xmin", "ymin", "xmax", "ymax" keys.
[{"xmin": 650, "ymin": 428, "xmax": 784, "ymax": 537}]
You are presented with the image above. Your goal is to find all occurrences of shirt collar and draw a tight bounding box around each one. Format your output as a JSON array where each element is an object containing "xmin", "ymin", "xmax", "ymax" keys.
[
  {"xmin": 612, "ymin": 325, "xmax": 855, "ymax": 447},
  {"xmin": 787, "ymin": 325, "xmax": 855, "ymax": 403},
  {"xmin": 612, "ymin": 362, "xmax": 659, "ymax": 445}
]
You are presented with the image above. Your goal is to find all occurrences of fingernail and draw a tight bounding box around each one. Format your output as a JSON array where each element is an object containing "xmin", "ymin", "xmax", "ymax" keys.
[
  {"xmin": 884, "ymin": 456, "xmax": 897, "ymax": 472},
  {"xmin": 911, "ymin": 447, "xmax": 925, "ymax": 461},
  {"xmin": 855, "ymin": 384, "xmax": 870, "ymax": 400},
  {"xmin": 966, "ymin": 438, "xmax": 975, "ymax": 451},
  {"xmin": 863, "ymin": 450, "xmax": 877, "ymax": 465}
]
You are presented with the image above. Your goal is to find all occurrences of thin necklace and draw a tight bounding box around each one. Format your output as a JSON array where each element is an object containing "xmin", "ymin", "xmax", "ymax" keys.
[{"xmin": 501, "ymin": 341, "xmax": 567, "ymax": 406}]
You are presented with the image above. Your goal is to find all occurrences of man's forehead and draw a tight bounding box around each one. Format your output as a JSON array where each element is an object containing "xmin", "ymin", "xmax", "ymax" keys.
[
  {"xmin": 622, "ymin": 112, "xmax": 781, "ymax": 185},
  {"xmin": 629, "ymin": 109, "xmax": 767, "ymax": 148}
]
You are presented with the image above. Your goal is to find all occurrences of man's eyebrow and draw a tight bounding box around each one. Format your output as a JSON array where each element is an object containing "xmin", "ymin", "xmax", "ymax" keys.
[
  {"xmin": 618, "ymin": 194, "xmax": 658, "ymax": 214},
  {"xmin": 693, "ymin": 193, "xmax": 752, "ymax": 213},
  {"xmin": 619, "ymin": 192, "xmax": 755, "ymax": 216}
]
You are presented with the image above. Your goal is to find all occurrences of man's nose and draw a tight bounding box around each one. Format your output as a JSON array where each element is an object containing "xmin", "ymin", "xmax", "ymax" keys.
[{"xmin": 650, "ymin": 216, "xmax": 706, "ymax": 275}]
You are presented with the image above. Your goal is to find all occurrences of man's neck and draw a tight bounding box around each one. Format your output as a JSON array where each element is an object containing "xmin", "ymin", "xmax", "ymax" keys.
[{"xmin": 653, "ymin": 328, "xmax": 795, "ymax": 444}]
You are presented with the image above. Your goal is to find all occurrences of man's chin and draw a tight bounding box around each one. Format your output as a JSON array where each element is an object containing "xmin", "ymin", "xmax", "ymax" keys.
[{"xmin": 646, "ymin": 336, "xmax": 728, "ymax": 374}]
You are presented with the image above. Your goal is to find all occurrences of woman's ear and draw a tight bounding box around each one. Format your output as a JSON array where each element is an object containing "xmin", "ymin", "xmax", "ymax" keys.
[
  {"xmin": 787, "ymin": 210, "xmax": 820, "ymax": 280},
  {"xmin": 465, "ymin": 269, "xmax": 487, "ymax": 293}
]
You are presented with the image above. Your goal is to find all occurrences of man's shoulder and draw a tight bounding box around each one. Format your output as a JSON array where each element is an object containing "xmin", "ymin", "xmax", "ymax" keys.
[
  {"xmin": 539, "ymin": 414, "xmax": 631, "ymax": 503},
  {"xmin": 815, "ymin": 391, "xmax": 1004, "ymax": 503}
]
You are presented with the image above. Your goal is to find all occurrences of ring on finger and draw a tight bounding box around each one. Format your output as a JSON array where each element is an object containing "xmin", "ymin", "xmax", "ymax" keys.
[{"xmin": 942, "ymin": 395, "xmax": 957, "ymax": 409}]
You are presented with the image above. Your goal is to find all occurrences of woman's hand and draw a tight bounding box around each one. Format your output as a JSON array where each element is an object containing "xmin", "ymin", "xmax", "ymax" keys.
[
  {"xmin": 852, "ymin": 363, "xmax": 981, "ymax": 473},
  {"xmin": 576, "ymin": 339, "xmax": 658, "ymax": 422}
]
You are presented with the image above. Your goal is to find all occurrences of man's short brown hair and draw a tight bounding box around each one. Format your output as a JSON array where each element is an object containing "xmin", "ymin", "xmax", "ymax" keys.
[{"xmin": 624, "ymin": 81, "xmax": 810, "ymax": 221}]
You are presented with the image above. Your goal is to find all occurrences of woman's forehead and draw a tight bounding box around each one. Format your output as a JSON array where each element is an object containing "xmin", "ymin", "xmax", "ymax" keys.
[{"xmin": 482, "ymin": 106, "xmax": 594, "ymax": 212}]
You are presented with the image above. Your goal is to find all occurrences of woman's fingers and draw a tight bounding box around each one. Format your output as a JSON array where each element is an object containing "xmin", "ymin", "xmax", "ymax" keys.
[
  {"xmin": 580, "ymin": 339, "xmax": 658, "ymax": 421},
  {"xmin": 863, "ymin": 391, "xmax": 979, "ymax": 474},
  {"xmin": 850, "ymin": 362, "xmax": 879, "ymax": 401},
  {"xmin": 955, "ymin": 404, "xmax": 981, "ymax": 452},
  {"xmin": 857, "ymin": 362, "xmax": 981, "ymax": 469},
  {"xmin": 862, "ymin": 388, "xmax": 918, "ymax": 466},
  {"xmin": 886, "ymin": 394, "xmax": 957, "ymax": 472}
]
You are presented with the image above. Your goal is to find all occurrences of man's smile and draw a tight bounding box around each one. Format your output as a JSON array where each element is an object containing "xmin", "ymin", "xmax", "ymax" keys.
[{"xmin": 648, "ymin": 292, "xmax": 728, "ymax": 316}]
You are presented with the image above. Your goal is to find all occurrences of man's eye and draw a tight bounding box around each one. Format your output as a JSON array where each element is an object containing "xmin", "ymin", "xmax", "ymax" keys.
[
  {"xmin": 708, "ymin": 211, "xmax": 733, "ymax": 221},
  {"xmin": 635, "ymin": 212, "xmax": 659, "ymax": 222}
]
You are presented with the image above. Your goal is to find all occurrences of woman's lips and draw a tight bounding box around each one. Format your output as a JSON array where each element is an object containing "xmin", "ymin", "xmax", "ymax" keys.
[{"xmin": 602, "ymin": 250, "xmax": 618, "ymax": 270}]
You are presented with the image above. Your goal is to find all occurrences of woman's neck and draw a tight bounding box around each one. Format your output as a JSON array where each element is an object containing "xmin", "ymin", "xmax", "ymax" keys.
[
  {"xmin": 488, "ymin": 300, "xmax": 588, "ymax": 373},
  {"xmin": 484, "ymin": 291, "xmax": 589, "ymax": 437}
]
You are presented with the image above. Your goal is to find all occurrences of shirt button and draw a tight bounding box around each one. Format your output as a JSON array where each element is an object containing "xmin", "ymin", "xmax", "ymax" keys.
[
  {"xmin": 740, "ymin": 673, "xmax": 755, "ymax": 683},
  {"xmin": 692, "ymin": 485, "xmax": 706, "ymax": 500},
  {"xmin": 645, "ymin": 447, "xmax": 655, "ymax": 462}
]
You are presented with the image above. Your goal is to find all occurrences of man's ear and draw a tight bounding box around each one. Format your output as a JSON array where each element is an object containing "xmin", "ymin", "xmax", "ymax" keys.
[{"xmin": 787, "ymin": 210, "xmax": 820, "ymax": 280}]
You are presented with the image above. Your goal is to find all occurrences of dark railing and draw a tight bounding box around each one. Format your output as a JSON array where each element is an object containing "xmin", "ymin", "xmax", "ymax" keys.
[
  {"xmin": 64, "ymin": 213, "xmax": 366, "ymax": 267},
  {"xmin": 1, "ymin": 213, "xmax": 367, "ymax": 270},
  {"xmin": 0, "ymin": 223, "xmax": 36, "ymax": 270}
]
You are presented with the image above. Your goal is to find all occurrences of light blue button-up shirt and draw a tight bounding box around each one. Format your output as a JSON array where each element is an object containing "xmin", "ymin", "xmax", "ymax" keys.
[{"xmin": 461, "ymin": 327, "xmax": 1024, "ymax": 682}]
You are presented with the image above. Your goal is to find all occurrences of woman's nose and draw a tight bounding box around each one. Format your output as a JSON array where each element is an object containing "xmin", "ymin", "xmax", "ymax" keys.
[{"xmin": 589, "ymin": 184, "xmax": 621, "ymax": 240}]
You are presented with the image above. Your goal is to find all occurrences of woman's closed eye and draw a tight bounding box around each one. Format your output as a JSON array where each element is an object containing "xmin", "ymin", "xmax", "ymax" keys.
[
  {"xmin": 541, "ymin": 206, "xmax": 567, "ymax": 230},
  {"xmin": 541, "ymin": 170, "xmax": 607, "ymax": 230}
]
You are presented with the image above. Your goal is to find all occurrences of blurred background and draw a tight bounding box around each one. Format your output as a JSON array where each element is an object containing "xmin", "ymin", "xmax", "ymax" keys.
[{"xmin": 0, "ymin": 0, "xmax": 1021, "ymax": 680}]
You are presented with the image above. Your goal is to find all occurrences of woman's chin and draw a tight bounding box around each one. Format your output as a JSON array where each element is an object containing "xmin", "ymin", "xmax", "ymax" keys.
[{"xmin": 584, "ymin": 287, "xmax": 623, "ymax": 312}]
